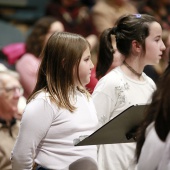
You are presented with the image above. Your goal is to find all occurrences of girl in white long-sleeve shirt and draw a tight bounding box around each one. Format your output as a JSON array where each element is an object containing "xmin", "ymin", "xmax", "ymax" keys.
[
  {"xmin": 92, "ymin": 14, "xmax": 166, "ymax": 170},
  {"xmin": 11, "ymin": 32, "xmax": 98, "ymax": 170}
]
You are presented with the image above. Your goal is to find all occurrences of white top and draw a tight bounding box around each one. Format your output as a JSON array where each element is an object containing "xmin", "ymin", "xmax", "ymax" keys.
[
  {"xmin": 92, "ymin": 66, "xmax": 156, "ymax": 170},
  {"xmin": 157, "ymin": 132, "xmax": 170, "ymax": 170},
  {"xmin": 137, "ymin": 122, "xmax": 165, "ymax": 170},
  {"xmin": 11, "ymin": 90, "xmax": 98, "ymax": 170}
]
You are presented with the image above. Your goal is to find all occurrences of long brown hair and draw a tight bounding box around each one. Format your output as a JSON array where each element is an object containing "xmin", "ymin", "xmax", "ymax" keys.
[
  {"xmin": 136, "ymin": 63, "xmax": 170, "ymax": 162},
  {"xmin": 28, "ymin": 32, "xmax": 90, "ymax": 112}
]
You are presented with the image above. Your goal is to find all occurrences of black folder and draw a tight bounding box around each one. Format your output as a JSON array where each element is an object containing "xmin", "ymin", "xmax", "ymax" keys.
[{"xmin": 74, "ymin": 104, "xmax": 147, "ymax": 146}]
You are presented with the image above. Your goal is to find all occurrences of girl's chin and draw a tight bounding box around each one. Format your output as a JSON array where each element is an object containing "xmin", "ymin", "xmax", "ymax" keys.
[{"xmin": 82, "ymin": 79, "xmax": 91, "ymax": 86}]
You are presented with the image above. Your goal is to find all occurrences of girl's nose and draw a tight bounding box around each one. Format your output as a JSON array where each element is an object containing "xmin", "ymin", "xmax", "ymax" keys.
[
  {"xmin": 90, "ymin": 59, "xmax": 94, "ymax": 69},
  {"xmin": 161, "ymin": 41, "xmax": 166, "ymax": 51}
]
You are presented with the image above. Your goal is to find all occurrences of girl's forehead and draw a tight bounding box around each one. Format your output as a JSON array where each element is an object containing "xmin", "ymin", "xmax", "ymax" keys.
[{"xmin": 148, "ymin": 22, "xmax": 162, "ymax": 36}]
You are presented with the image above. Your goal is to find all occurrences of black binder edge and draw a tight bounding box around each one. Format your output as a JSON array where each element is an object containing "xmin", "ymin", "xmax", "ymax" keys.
[{"xmin": 74, "ymin": 104, "xmax": 147, "ymax": 146}]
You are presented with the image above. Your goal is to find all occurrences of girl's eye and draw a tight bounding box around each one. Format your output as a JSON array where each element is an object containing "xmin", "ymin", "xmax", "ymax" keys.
[
  {"xmin": 84, "ymin": 57, "xmax": 89, "ymax": 61},
  {"xmin": 155, "ymin": 37, "xmax": 161, "ymax": 42}
]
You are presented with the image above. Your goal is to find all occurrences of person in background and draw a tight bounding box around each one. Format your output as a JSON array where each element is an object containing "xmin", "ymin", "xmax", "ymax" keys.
[
  {"xmin": 0, "ymin": 68, "xmax": 25, "ymax": 170},
  {"xmin": 0, "ymin": 50, "xmax": 16, "ymax": 71},
  {"xmin": 11, "ymin": 32, "xmax": 98, "ymax": 170},
  {"xmin": 136, "ymin": 62, "xmax": 170, "ymax": 170},
  {"xmin": 91, "ymin": 0, "xmax": 137, "ymax": 36},
  {"xmin": 137, "ymin": 0, "xmax": 170, "ymax": 30},
  {"xmin": 46, "ymin": 0, "xmax": 98, "ymax": 51},
  {"xmin": 16, "ymin": 16, "xmax": 64, "ymax": 99},
  {"xmin": 92, "ymin": 14, "xmax": 166, "ymax": 170},
  {"xmin": 0, "ymin": 64, "xmax": 26, "ymax": 119}
]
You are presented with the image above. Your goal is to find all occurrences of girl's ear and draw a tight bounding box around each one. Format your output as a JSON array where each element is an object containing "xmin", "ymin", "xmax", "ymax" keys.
[{"xmin": 131, "ymin": 40, "xmax": 142, "ymax": 54}]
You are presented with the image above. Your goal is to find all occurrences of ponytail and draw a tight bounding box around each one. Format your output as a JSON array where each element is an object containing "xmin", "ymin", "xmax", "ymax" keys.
[{"xmin": 96, "ymin": 28, "xmax": 115, "ymax": 79}]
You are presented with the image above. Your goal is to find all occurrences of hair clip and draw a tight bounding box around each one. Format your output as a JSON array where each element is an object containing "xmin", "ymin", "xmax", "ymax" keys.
[{"xmin": 134, "ymin": 14, "xmax": 141, "ymax": 18}]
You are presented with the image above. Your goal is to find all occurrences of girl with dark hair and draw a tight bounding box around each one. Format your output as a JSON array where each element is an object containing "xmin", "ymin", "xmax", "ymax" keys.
[
  {"xmin": 136, "ymin": 63, "xmax": 170, "ymax": 169},
  {"xmin": 92, "ymin": 14, "xmax": 166, "ymax": 170},
  {"xmin": 11, "ymin": 32, "xmax": 98, "ymax": 170}
]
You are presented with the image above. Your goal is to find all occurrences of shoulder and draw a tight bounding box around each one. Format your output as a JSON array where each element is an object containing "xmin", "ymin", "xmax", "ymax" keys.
[
  {"xmin": 95, "ymin": 67, "xmax": 125, "ymax": 89},
  {"xmin": 93, "ymin": 67, "xmax": 126, "ymax": 98},
  {"xmin": 143, "ymin": 73, "xmax": 156, "ymax": 90},
  {"xmin": 26, "ymin": 91, "xmax": 59, "ymax": 114},
  {"xmin": 16, "ymin": 53, "xmax": 40, "ymax": 71},
  {"xmin": 17, "ymin": 53, "xmax": 39, "ymax": 65}
]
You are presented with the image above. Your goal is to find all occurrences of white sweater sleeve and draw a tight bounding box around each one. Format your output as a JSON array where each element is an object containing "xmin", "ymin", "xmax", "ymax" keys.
[
  {"xmin": 92, "ymin": 76, "xmax": 117, "ymax": 127},
  {"xmin": 157, "ymin": 133, "xmax": 170, "ymax": 170},
  {"xmin": 11, "ymin": 98, "xmax": 54, "ymax": 170}
]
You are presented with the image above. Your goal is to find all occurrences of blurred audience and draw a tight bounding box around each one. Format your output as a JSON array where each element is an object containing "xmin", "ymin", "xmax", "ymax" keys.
[
  {"xmin": 0, "ymin": 67, "xmax": 25, "ymax": 170},
  {"xmin": 46, "ymin": 0, "xmax": 98, "ymax": 51},
  {"xmin": 91, "ymin": 0, "xmax": 137, "ymax": 36},
  {"xmin": 0, "ymin": 50, "xmax": 16, "ymax": 71},
  {"xmin": 16, "ymin": 16, "xmax": 64, "ymax": 99},
  {"xmin": 81, "ymin": 0, "xmax": 96, "ymax": 9},
  {"xmin": 137, "ymin": 0, "xmax": 170, "ymax": 30}
]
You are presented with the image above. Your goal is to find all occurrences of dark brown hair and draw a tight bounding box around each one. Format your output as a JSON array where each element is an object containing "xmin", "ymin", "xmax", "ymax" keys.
[
  {"xmin": 104, "ymin": 14, "xmax": 157, "ymax": 57},
  {"xmin": 26, "ymin": 16, "xmax": 58, "ymax": 57}
]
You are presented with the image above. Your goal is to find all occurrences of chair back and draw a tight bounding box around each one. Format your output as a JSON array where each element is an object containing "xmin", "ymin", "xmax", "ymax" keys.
[{"xmin": 69, "ymin": 157, "xmax": 98, "ymax": 170}]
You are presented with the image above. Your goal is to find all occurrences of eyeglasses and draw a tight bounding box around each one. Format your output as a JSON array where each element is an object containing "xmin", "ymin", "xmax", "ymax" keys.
[{"xmin": 0, "ymin": 87, "xmax": 24, "ymax": 95}]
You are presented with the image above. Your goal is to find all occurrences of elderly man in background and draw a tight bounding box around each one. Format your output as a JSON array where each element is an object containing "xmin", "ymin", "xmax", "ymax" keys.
[{"xmin": 0, "ymin": 65, "xmax": 26, "ymax": 170}]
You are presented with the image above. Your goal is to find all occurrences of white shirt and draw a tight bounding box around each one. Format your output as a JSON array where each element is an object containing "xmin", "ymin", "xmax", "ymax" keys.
[
  {"xmin": 157, "ymin": 132, "xmax": 170, "ymax": 170},
  {"xmin": 11, "ymin": 90, "xmax": 98, "ymax": 170},
  {"xmin": 137, "ymin": 122, "xmax": 165, "ymax": 170},
  {"xmin": 92, "ymin": 66, "xmax": 156, "ymax": 170}
]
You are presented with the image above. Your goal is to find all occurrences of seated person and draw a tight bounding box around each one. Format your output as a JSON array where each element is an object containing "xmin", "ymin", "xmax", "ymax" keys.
[{"xmin": 0, "ymin": 68, "xmax": 26, "ymax": 169}]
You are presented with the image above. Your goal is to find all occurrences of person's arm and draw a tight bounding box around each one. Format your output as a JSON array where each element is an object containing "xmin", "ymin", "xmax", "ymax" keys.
[
  {"xmin": 11, "ymin": 98, "xmax": 54, "ymax": 170},
  {"xmin": 92, "ymin": 78, "xmax": 116, "ymax": 128},
  {"xmin": 92, "ymin": 92, "xmax": 114, "ymax": 127}
]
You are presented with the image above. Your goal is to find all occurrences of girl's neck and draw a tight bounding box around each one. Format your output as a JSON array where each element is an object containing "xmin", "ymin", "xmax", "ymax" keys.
[{"xmin": 121, "ymin": 59, "xmax": 145, "ymax": 81}]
